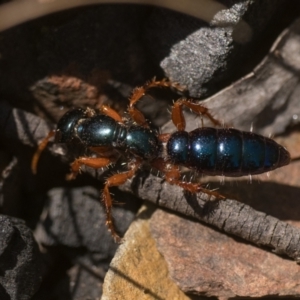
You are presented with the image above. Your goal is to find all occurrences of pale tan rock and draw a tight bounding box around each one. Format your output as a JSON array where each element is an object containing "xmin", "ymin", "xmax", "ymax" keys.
[{"xmin": 102, "ymin": 204, "xmax": 190, "ymax": 300}]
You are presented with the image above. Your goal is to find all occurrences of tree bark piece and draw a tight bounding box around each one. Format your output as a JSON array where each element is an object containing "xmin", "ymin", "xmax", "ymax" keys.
[{"xmin": 119, "ymin": 169, "xmax": 300, "ymax": 262}]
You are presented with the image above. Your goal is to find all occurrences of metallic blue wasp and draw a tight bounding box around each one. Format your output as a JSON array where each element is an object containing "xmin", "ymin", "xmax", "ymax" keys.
[{"xmin": 32, "ymin": 79, "xmax": 290, "ymax": 241}]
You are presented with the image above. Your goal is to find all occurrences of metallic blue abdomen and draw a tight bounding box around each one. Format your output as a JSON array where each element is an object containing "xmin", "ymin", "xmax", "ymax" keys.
[{"xmin": 167, "ymin": 127, "xmax": 290, "ymax": 176}]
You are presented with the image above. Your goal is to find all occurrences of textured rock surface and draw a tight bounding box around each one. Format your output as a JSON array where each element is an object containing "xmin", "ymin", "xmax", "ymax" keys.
[
  {"xmin": 150, "ymin": 209, "xmax": 300, "ymax": 299},
  {"xmin": 102, "ymin": 205, "xmax": 190, "ymax": 300},
  {"xmin": 0, "ymin": 216, "xmax": 43, "ymax": 300},
  {"xmin": 67, "ymin": 252, "xmax": 108, "ymax": 300},
  {"xmin": 35, "ymin": 186, "xmax": 140, "ymax": 252},
  {"xmin": 145, "ymin": 0, "xmax": 283, "ymax": 97}
]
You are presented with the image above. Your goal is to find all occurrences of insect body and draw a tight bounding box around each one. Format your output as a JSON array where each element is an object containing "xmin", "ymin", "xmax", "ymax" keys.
[{"xmin": 32, "ymin": 79, "xmax": 290, "ymax": 241}]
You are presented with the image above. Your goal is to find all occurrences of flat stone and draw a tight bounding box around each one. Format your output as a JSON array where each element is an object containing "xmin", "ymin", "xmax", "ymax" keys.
[
  {"xmin": 150, "ymin": 209, "xmax": 300, "ymax": 299},
  {"xmin": 67, "ymin": 252, "xmax": 108, "ymax": 300},
  {"xmin": 35, "ymin": 186, "xmax": 140, "ymax": 254},
  {"xmin": 102, "ymin": 205, "xmax": 190, "ymax": 300}
]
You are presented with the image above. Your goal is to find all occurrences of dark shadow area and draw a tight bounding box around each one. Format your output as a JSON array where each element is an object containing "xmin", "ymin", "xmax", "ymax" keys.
[
  {"xmin": 0, "ymin": 4, "xmax": 157, "ymax": 121},
  {"xmin": 205, "ymin": 180, "xmax": 300, "ymax": 221},
  {"xmin": 108, "ymin": 266, "xmax": 166, "ymax": 300}
]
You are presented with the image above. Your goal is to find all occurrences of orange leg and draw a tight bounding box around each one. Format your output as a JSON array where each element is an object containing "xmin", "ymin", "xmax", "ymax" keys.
[
  {"xmin": 98, "ymin": 105, "xmax": 123, "ymax": 123},
  {"xmin": 89, "ymin": 146, "xmax": 118, "ymax": 158},
  {"xmin": 67, "ymin": 157, "xmax": 112, "ymax": 180},
  {"xmin": 66, "ymin": 155, "xmax": 129, "ymax": 242},
  {"xmin": 128, "ymin": 78, "xmax": 184, "ymax": 127},
  {"xmin": 103, "ymin": 158, "xmax": 141, "ymax": 242},
  {"xmin": 172, "ymin": 98, "xmax": 222, "ymax": 131},
  {"xmin": 152, "ymin": 158, "xmax": 225, "ymax": 199},
  {"xmin": 31, "ymin": 130, "xmax": 56, "ymax": 174}
]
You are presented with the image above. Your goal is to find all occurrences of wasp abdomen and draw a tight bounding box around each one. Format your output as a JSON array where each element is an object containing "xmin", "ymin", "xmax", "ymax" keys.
[{"xmin": 167, "ymin": 128, "xmax": 290, "ymax": 176}]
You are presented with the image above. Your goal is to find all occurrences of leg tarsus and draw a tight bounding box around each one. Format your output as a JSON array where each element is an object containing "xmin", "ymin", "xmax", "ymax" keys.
[
  {"xmin": 151, "ymin": 158, "xmax": 225, "ymax": 200},
  {"xmin": 172, "ymin": 98, "xmax": 222, "ymax": 131},
  {"xmin": 128, "ymin": 78, "xmax": 185, "ymax": 127},
  {"xmin": 102, "ymin": 158, "xmax": 142, "ymax": 242},
  {"xmin": 68, "ymin": 156, "xmax": 141, "ymax": 242}
]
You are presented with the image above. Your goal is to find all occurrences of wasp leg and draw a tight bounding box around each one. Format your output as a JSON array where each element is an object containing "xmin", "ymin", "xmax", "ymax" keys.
[
  {"xmin": 67, "ymin": 157, "xmax": 112, "ymax": 180},
  {"xmin": 172, "ymin": 98, "xmax": 222, "ymax": 131},
  {"xmin": 128, "ymin": 78, "xmax": 184, "ymax": 127},
  {"xmin": 31, "ymin": 130, "xmax": 56, "ymax": 174},
  {"xmin": 97, "ymin": 105, "xmax": 123, "ymax": 123},
  {"xmin": 103, "ymin": 158, "xmax": 142, "ymax": 242},
  {"xmin": 66, "ymin": 156, "xmax": 125, "ymax": 242},
  {"xmin": 151, "ymin": 158, "xmax": 225, "ymax": 199}
]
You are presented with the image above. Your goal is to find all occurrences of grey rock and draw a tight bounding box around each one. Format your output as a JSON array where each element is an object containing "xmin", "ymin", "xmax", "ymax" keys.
[
  {"xmin": 145, "ymin": 0, "xmax": 282, "ymax": 97},
  {"xmin": 0, "ymin": 215, "xmax": 43, "ymax": 300},
  {"xmin": 35, "ymin": 186, "xmax": 140, "ymax": 254}
]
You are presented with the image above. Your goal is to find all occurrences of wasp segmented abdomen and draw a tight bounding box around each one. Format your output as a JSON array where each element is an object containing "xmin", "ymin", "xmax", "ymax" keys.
[
  {"xmin": 167, "ymin": 127, "xmax": 290, "ymax": 176},
  {"xmin": 189, "ymin": 128, "xmax": 217, "ymax": 173},
  {"xmin": 216, "ymin": 128, "xmax": 243, "ymax": 174},
  {"xmin": 166, "ymin": 131, "xmax": 189, "ymax": 165},
  {"xmin": 241, "ymin": 132, "xmax": 265, "ymax": 174}
]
